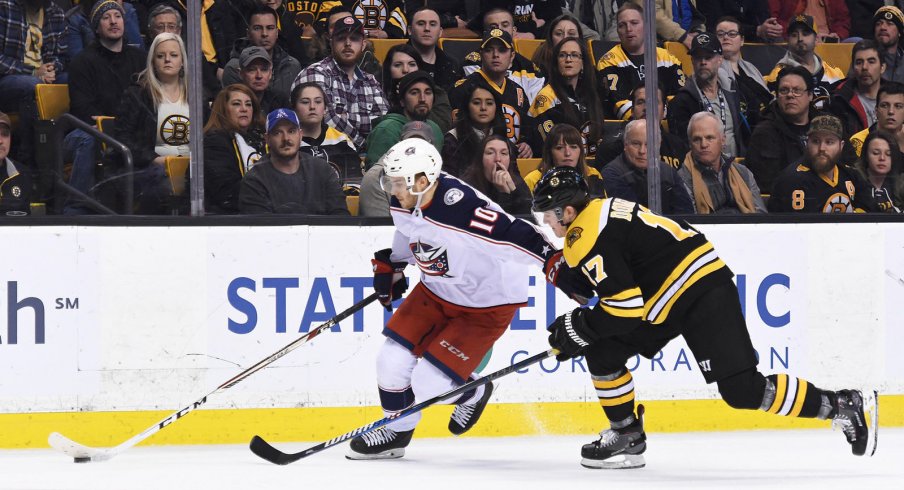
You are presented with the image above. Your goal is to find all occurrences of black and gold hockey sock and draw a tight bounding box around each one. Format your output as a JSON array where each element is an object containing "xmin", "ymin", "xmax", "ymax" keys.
[
  {"xmin": 592, "ymin": 369, "xmax": 636, "ymax": 426},
  {"xmin": 760, "ymin": 374, "xmax": 823, "ymax": 418}
]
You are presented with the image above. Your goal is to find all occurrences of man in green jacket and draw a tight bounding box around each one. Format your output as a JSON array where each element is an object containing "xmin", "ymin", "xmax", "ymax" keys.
[{"xmin": 365, "ymin": 70, "xmax": 444, "ymax": 168}]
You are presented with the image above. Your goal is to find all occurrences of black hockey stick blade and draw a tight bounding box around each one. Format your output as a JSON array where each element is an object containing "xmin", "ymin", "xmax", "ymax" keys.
[{"xmin": 249, "ymin": 348, "xmax": 558, "ymax": 465}]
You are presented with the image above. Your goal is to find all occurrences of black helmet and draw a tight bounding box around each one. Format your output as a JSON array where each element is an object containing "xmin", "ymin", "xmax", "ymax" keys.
[{"xmin": 531, "ymin": 167, "xmax": 590, "ymax": 217}]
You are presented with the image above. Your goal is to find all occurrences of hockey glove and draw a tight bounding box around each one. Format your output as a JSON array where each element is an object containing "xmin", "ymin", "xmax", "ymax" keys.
[
  {"xmin": 372, "ymin": 248, "xmax": 408, "ymax": 311},
  {"xmin": 547, "ymin": 308, "xmax": 598, "ymax": 361},
  {"xmin": 544, "ymin": 251, "xmax": 594, "ymax": 305}
]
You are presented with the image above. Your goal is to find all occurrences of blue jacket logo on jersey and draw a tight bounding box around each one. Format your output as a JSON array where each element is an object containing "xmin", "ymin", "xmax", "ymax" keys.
[{"xmin": 411, "ymin": 241, "xmax": 452, "ymax": 277}]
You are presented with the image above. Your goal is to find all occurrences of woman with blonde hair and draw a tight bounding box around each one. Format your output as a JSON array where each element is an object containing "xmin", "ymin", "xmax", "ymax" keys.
[
  {"xmin": 204, "ymin": 84, "xmax": 266, "ymax": 213},
  {"xmin": 114, "ymin": 32, "xmax": 190, "ymax": 214}
]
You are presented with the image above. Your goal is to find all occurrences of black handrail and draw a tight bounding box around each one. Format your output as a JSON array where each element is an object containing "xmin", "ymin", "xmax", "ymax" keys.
[{"xmin": 57, "ymin": 113, "xmax": 134, "ymax": 214}]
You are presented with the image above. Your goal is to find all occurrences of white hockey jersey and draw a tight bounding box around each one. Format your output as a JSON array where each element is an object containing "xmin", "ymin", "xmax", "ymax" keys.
[{"xmin": 389, "ymin": 174, "xmax": 556, "ymax": 308}]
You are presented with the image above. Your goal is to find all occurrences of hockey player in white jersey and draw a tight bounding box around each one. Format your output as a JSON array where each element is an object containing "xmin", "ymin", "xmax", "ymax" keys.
[{"xmin": 347, "ymin": 138, "xmax": 590, "ymax": 460}]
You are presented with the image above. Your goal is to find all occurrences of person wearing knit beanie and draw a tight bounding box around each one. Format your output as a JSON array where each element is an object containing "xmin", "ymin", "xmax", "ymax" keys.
[
  {"xmin": 875, "ymin": 5, "xmax": 904, "ymax": 83},
  {"xmin": 90, "ymin": 0, "xmax": 125, "ymax": 33}
]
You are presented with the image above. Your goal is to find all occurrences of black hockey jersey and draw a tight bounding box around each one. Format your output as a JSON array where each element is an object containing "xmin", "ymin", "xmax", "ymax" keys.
[
  {"xmin": 767, "ymin": 163, "xmax": 878, "ymax": 213},
  {"xmin": 596, "ymin": 44, "xmax": 687, "ymax": 120},
  {"xmin": 529, "ymin": 84, "xmax": 598, "ymax": 159},
  {"xmin": 282, "ymin": 0, "xmax": 341, "ymax": 32},
  {"xmin": 450, "ymin": 70, "xmax": 538, "ymax": 151},
  {"xmin": 462, "ymin": 51, "xmax": 546, "ymax": 103},
  {"xmin": 563, "ymin": 198, "xmax": 733, "ymax": 334},
  {"xmin": 345, "ymin": 0, "xmax": 407, "ymax": 38}
]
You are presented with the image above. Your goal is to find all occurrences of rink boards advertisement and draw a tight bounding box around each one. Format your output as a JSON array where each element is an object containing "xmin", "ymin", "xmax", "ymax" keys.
[{"xmin": 0, "ymin": 221, "xmax": 900, "ymax": 418}]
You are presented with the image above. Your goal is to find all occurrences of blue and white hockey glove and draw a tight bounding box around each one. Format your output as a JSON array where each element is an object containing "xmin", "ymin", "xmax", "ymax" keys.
[
  {"xmin": 372, "ymin": 248, "xmax": 408, "ymax": 311},
  {"xmin": 544, "ymin": 251, "xmax": 594, "ymax": 305},
  {"xmin": 547, "ymin": 308, "xmax": 598, "ymax": 361}
]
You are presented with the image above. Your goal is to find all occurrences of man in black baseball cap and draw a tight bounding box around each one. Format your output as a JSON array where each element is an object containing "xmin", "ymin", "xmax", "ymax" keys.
[{"xmin": 668, "ymin": 32, "xmax": 746, "ymax": 160}]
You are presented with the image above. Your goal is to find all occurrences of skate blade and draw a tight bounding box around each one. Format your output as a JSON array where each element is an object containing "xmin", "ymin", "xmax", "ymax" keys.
[
  {"xmin": 345, "ymin": 448, "xmax": 405, "ymax": 460},
  {"xmin": 865, "ymin": 390, "xmax": 879, "ymax": 457},
  {"xmin": 581, "ymin": 453, "xmax": 645, "ymax": 469}
]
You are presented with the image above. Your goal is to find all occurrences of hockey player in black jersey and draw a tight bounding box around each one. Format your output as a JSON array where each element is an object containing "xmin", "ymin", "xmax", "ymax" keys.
[{"xmin": 531, "ymin": 167, "xmax": 879, "ymax": 469}]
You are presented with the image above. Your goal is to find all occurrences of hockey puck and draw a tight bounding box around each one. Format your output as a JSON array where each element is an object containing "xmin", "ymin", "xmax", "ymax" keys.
[{"xmin": 73, "ymin": 457, "xmax": 91, "ymax": 463}]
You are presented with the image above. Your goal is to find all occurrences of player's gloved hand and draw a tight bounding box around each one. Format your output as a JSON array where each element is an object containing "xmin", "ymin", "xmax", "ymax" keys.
[
  {"xmin": 547, "ymin": 308, "xmax": 597, "ymax": 361},
  {"xmin": 544, "ymin": 251, "xmax": 594, "ymax": 305},
  {"xmin": 372, "ymin": 248, "xmax": 408, "ymax": 311}
]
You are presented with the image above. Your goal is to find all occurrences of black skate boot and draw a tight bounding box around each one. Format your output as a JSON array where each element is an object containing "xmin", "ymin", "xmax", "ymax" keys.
[
  {"xmin": 449, "ymin": 381, "xmax": 494, "ymax": 435},
  {"xmin": 831, "ymin": 390, "xmax": 879, "ymax": 456},
  {"xmin": 346, "ymin": 427, "xmax": 414, "ymax": 460},
  {"xmin": 581, "ymin": 404, "xmax": 647, "ymax": 469}
]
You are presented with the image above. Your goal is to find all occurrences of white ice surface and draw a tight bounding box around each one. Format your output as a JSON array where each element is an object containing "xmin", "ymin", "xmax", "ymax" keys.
[{"xmin": 2, "ymin": 429, "xmax": 902, "ymax": 490}]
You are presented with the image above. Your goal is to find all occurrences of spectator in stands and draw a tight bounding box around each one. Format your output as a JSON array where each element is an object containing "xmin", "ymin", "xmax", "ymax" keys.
[
  {"xmin": 849, "ymin": 81, "xmax": 904, "ymax": 159},
  {"xmin": 596, "ymin": 84, "xmax": 689, "ymax": 169},
  {"xmin": 716, "ymin": 16, "xmax": 773, "ymax": 129},
  {"xmin": 66, "ymin": 0, "xmax": 142, "ymax": 60},
  {"xmin": 568, "ymin": 0, "xmax": 618, "ymax": 41},
  {"xmin": 874, "ymin": 6, "xmax": 904, "ymax": 84},
  {"xmin": 602, "ymin": 119, "xmax": 694, "ymax": 214},
  {"xmin": 349, "ymin": 0, "xmax": 407, "ymax": 40},
  {"xmin": 114, "ymin": 32, "xmax": 190, "ymax": 215},
  {"xmin": 237, "ymin": 46, "xmax": 289, "ymax": 115},
  {"xmin": 203, "ymin": 84, "xmax": 266, "ymax": 214},
  {"xmin": 668, "ymin": 32, "xmax": 747, "ymax": 160},
  {"xmin": 146, "ymin": 3, "xmax": 182, "ymax": 42},
  {"xmin": 462, "ymin": 7, "xmax": 545, "ymax": 103},
  {"xmin": 769, "ymin": 114, "xmax": 877, "ymax": 212},
  {"xmin": 442, "ymin": 83, "xmax": 507, "ymax": 177},
  {"xmin": 529, "ymin": 36, "xmax": 604, "ymax": 163},
  {"xmin": 700, "ymin": 0, "xmax": 783, "ymax": 43},
  {"xmin": 460, "ymin": 134, "xmax": 532, "ymax": 214},
  {"xmin": 507, "ymin": 0, "xmax": 568, "ymax": 40},
  {"xmin": 293, "ymin": 15, "xmax": 388, "ymax": 151},
  {"xmin": 451, "ymin": 28, "xmax": 539, "ymax": 158},
  {"xmin": 359, "ymin": 120, "xmax": 434, "ymax": 216},
  {"xmin": 305, "ymin": 5, "xmax": 382, "ymax": 81},
  {"xmin": 366, "ymin": 70, "xmax": 444, "ymax": 168},
  {"xmin": 830, "ymin": 40, "xmax": 886, "ymax": 142},
  {"xmin": 405, "ymin": 1, "xmax": 471, "ymax": 34},
  {"xmin": 531, "ymin": 13, "xmax": 584, "ymax": 76},
  {"xmin": 407, "ymin": 7, "xmax": 463, "ymax": 93},
  {"xmin": 222, "ymin": 4, "xmax": 301, "ymax": 103},
  {"xmin": 854, "ymin": 130, "xmax": 903, "ymax": 212},
  {"xmin": 769, "ymin": 0, "xmax": 850, "ymax": 42},
  {"xmin": 0, "ymin": 111, "xmax": 31, "ymax": 215},
  {"xmin": 523, "ymin": 123, "xmax": 604, "ymax": 195},
  {"xmin": 258, "ymin": 0, "xmax": 312, "ymax": 65},
  {"xmin": 849, "ymin": 1, "xmax": 887, "ymax": 41},
  {"xmin": 381, "ymin": 43, "xmax": 452, "ymax": 133},
  {"xmin": 628, "ymin": 0, "xmax": 705, "ymax": 48},
  {"xmin": 596, "ymin": 3, "xmax": 687, "ymax": 120},
  {"xmin": 64, "ymin": 0, "xmax": 145, "ymax": 215},
  {"xmin": 240, "ymin": 108, "xmax": 349, "ymax": 214},
  {"xmin": 763, "ymin": 15, "xmax": 845, "ymax": 108},
  {"xmin": 747, "ymin": 66, "xmax": 816, "ymax": 194},
  {"xmin": 678, "ymin": 111, "xmax": 766, "ymax": 214},
  {"xmin": 292, "ymin": 81, "xmax": 361, "ymax": 185}
]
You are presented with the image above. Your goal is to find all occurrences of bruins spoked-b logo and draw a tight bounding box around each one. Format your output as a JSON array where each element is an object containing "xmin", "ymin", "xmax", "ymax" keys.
[{"xmin": 160, "ymin": 115, "xmax": 190, "ymax": 145}]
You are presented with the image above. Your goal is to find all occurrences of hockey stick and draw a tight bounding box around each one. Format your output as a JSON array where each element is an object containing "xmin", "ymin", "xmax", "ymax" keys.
[
  {"xmin": 48, "ymin": 291, "xmax": 380, "ymax": 463},
  {"xmin": 249, "ymin": 348, "xmax": 558, "ymax": 465}
]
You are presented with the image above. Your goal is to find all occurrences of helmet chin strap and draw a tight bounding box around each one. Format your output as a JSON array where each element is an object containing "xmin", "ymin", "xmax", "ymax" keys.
[{"xmin": 409, "ymin": 180, "xmax": 436, "ymax": 218}]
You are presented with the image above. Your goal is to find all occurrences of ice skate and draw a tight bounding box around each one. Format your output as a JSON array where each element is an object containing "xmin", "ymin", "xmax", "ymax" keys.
[
  {"xmin": 346, "ymin": 427, "xmax": 414, "ymax": 460},
  {"xmin": 831, "ymin": 389, "xmax": 879, "ymax": 456},
  {"xmin": 449, "ymin": 381, "xmax": 494, "ymax": 435},
  {"xmin": 581, "ymin": 405, "xmax": 647, "ymax": 469}
]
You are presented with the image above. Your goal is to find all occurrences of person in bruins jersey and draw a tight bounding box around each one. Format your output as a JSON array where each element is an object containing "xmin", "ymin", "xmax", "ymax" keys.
[
  {"xmin": 450, "ymin": 28, "xmax": 540, "ymax": 157},
  {"xmin": 529, "ymin": 36, "xmax": 604, "ymax": 162},
  {"xmin": 770, "ymin": 114, "xmax": 878, "ymax": 213},
  {"xmin": 342, "ymin": 0, "xmax": 407, "ymax": 39},
  {"xmin": 597, "ymin": 4, "xmax": 687, "ymax": 120},
  {"xmin": 532, "ymin": 166, "xmax": 879, "ymax": 469}
]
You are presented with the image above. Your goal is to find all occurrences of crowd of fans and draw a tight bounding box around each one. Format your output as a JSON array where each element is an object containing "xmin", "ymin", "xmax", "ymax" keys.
[{"xmin": 2, "ymin": 0, "xmax": 904, "ymax": 216}]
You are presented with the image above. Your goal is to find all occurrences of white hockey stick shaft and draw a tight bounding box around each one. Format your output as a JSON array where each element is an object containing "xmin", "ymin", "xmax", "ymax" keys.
[{"xmin": 48, "ymin": 291, "xmax": 379, "ymax": 461}]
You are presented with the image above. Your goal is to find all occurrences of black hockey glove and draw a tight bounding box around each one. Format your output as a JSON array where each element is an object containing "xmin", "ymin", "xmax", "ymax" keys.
[
  {"xmin": 544, "ymin": 251, "xmax": 593, "ymax": 305},
  {"xmin": 372, "ymin": 248, "xmax": 408, "ymax": 311},
  {"xmin": 547, "ymin": 308, "xmax": 598, "ymax": 361}
]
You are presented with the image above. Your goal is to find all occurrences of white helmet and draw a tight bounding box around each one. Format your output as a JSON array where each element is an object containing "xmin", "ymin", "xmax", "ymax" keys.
[{"xmin": 382, "ymin": 138, "xmax": 442, "ymax": 189}]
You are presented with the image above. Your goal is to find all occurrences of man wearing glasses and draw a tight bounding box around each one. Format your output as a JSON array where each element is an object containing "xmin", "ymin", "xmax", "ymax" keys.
[
  {"xmin": 715, "ymin": 16, "xmax": 773, "ymax": 129},
  {"xmin": 746, "ymin": 65, "xmax": 816, "ymax": 194}
]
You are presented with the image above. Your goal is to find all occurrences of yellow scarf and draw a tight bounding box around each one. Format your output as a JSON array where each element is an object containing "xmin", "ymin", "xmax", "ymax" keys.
[
  {"xmin": 683, "ymin": 152, "xmax": 757, "ymax": 214},
  {"xmin": 201, "ymin": 0, "xmax": 216, "ymax": 63}
]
